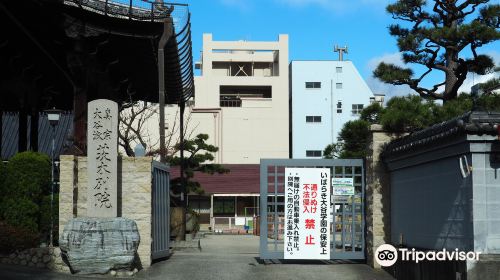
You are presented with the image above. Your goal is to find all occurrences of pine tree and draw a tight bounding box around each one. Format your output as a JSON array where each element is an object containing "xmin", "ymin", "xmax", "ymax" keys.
[{"xmin": 374, "ymin": 0, "xmax": 499, "ymax": 101}]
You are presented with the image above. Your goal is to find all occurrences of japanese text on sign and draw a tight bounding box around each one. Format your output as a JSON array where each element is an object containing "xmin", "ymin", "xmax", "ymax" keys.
[
  {"xmin": 285, "ymin": 168, "xmax": 331, "ymax": 259},
  {"xmin": 332, "ymin": 178, "xmax": 354, "ymax": 196}
]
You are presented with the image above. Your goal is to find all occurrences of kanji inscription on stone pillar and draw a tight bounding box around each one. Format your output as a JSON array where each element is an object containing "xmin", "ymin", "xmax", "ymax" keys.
[{"xmin": 87, "ymin": 99, "xmax": 118, "ymax": 217}]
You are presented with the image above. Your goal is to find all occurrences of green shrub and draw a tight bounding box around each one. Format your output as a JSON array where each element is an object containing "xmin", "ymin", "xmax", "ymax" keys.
[
  {"xmin": 0, "ymin": 221, "xmax": 39, "ymax": 253},
  {"xmin": 0, "ymin": 161, "xmax": 5, "ymax": 196},
  {"xmin": 0, "ymin": 152, "xmax": 51, "ymax": 248},
  {"xmin": 2, "ymin": 198, "xmax": 39, "ymax": 232},
  {"xmin": 40, "ymin": 194, "xmax": 59, "ymax": 245},
  {"xmin": 0, "ymin": 161, "xmax": 7, "ymax": 212},
  {"xmin": 3, "ymin": 151, "xmax": 51, "ymax": 199}
]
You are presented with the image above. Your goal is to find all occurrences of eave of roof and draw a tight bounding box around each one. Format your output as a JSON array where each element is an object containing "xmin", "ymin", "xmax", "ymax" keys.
[{"xmin": 383, "ymin": 111, "xmax": 500, "ymax": 158}]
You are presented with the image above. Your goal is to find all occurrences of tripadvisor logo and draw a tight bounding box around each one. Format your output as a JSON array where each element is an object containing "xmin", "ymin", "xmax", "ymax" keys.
[
  {"xmin": 375, "ymin": 244, "xmax": 398, "ymax": 267},
  {"xmin": 375, "ymin": 244, "xmax": 481, "ymax": 267}
]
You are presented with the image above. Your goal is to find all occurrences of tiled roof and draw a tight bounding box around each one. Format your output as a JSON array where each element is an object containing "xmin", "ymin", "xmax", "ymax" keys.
[
  {"xmin": 170, "ymin": 164, "xmax": 260, "ymax": 195},
  {"xmin": 383, "ymin": 111, "xmax": 500, "ymax": 157}
]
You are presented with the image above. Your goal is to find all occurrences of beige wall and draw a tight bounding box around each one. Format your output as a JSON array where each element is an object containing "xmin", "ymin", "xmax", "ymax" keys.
[
  {"xmin": 165, "ymin": 34, "xmax": 289, "ymax": 164},
  {"xmin": 123, "ymin": 34, "xmax": 289, "ymax": 164},
  {"xmin": 58, "ymin": 155, "xmax": 153, "ymax": 268}
]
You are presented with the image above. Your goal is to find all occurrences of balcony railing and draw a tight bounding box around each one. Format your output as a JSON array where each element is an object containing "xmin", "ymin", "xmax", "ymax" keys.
[{"xmin": 220, "ymin": 99, "xmax": 241, "ymax": 107}]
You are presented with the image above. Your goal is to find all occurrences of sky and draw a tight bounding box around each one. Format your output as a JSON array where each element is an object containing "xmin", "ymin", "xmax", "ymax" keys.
[{"xmin": 170, "ymin": 0, "xmax": 499, "ymax": 99}]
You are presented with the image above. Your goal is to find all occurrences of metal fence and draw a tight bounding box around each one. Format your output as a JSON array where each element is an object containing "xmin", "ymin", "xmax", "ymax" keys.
[
  {"xmin": 151, "ymin": 161, "xmax": 170, "ymax": 260},
  {"xmin": 212, "ymin": 216, "xmax": 236, "ymax": 232},
  {"xmin": 212, "ymin": 216, "xmax": 256, "ymax": 233},
  {"xmin": 259, "ymin": 159, "xmax": 365, "ymax": 260}
]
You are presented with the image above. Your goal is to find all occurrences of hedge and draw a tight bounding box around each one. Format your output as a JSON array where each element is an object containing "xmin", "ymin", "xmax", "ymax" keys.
[{"xmin": 0, "ymin": 151, "xmax": 51, "ymax": 252}]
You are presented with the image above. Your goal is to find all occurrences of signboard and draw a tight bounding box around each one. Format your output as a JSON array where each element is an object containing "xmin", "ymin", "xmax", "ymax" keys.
[
  {"xmin": 332, "ymin": 195, "xmax": 349, "ymax": 204},
  {"xmin": 87, "ymin": 99, "xmax": 118, "ymax": 218},
  {"xmin": 332, "ymin": 177, "xmax": 354, "ymax": 196},
  {"xmin": 285, "ymin": 168, "xmax": 331, "ymax": 259}
]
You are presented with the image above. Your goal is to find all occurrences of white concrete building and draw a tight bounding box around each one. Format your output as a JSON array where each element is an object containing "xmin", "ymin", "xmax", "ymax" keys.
[{"xmin": 289, "ymin": 57, "xmax": 379, "ymax": 159}]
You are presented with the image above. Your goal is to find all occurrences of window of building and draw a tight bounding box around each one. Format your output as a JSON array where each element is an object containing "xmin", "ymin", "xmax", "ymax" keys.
[
  {"xmin": 305, "ymin": 116, "xmax": 322, "ymax": 123},
  {"xmin": 306, "ymin": 150, "xmax": 322, "ymax": 157},
  {"xmin": 352, "ymin": 104, "xmax": 364, "ymax": 115},
  {"xmin": 213, "ymin": 197, "xmax": 235, "ymax": 215},
  {"xmin": 267, "ymin": 196, "xmax": 284, "ymax": 213},
  {"xmin": 219, "ymin": 85, "xmax": 272, "ymax": 107},
  {"xmin": 305, "ymin": 82, "xmax": 321, "ymax": 89},
  {"xmin": 337, "ymin": 101, "xmax": 342, "ymax": 113},
  {"xmin": 336, "ymin": 67, "xmax": 342, "ymax": 73},
  {"xmin": 336, "ymin": 83, "xmax": 343, "ymax": 89}
]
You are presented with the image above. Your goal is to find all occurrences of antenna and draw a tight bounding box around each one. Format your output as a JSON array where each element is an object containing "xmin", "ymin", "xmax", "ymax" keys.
[{"xmin": 334, "ymin": 45, "xmax": 348, "ymax": 61}]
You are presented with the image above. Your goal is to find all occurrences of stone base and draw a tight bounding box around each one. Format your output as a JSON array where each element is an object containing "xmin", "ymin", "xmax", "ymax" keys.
[
  {"xmin": 60, "ymin": 217, "xmax": 140, "ymax": 274},
  {"xmin": 0, "ymin": 246, "xmax": 68, "ymax": 271}
]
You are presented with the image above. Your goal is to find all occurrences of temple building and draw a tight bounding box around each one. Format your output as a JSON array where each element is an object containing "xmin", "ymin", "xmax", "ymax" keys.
[{"xmin": 0, "ymin": 0, "xmax": 193, "ymax": 159}]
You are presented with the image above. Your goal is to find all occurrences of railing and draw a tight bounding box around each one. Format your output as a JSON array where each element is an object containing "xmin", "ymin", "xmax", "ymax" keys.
[
  {"xmin": 212, "ymin": 216, "xmax": 257, "ymax": 234},
  {"xmin": 63, "ymin": 0, "xmax": 194, "ymax": 103},
  {"xmin": 212, "ymin": 217, "xmax": 236, "ymax": 232},
  {"xmin": 220, "ymin": 99, "xmax": 242, "ymax": 107},
  {"xmin": 63, "ymin": 0, "xmax": 181, "ymax": 22}
]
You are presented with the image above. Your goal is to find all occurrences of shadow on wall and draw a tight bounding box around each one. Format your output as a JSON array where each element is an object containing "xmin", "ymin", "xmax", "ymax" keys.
[
  {"xmin": 385, "ymin": 257, "xmax": 466, "ymax": 280},
  {"xmin": 490, "ymin": 142, "xmax": 500, "ymax": 170}
]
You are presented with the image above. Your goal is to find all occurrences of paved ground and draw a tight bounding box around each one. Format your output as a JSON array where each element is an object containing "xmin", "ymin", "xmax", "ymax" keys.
[
  {"xmin": 1, "ymin": 235, "xmax": 395, "ymax": 280},
  {"xmin": 138, "ymin": 235, "xmax": 395, "ymax": 280}
]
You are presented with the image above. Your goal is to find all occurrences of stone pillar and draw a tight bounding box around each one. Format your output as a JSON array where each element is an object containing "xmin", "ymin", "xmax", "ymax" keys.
[
  {"xmin": 121, "ymin": 157, "xmax": 153, "ymax": 269},
  {"xmin": 58, "ymin": 156, "xmax": 154, "ymax": 270},
  {"xmin": 76, "ymin": 157, "xmax": 88, "ymax": 216},
  {"xmin": 87, "ymin": 99, "xmax": 118, "ymax": 217},
  {"xmin": 59, "ymin": 155, "xmax": 76, "ymax": 238},
  {"xmin": 365, "ymin": 124, "xmax": 403, "ymax": 268}
]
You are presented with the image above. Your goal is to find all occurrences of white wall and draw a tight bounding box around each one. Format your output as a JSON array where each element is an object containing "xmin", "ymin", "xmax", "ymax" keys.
[{"xmin": 290, "ymin": 60, "xmax": 375, "ymax": 159}]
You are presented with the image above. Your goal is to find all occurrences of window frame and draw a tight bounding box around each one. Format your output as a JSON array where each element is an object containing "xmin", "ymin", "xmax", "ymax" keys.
[
  {"xmin": 305, "ymin": 82, "xmax": 321, "ymax": 89},
  {"xmin": 213, "ymin": 197, "xmax": 235, "ymax": 215},
  {"xmin": 352, "ymin": 104, "xmax": 364, "ymax": 115},
  {"xmin": 306, "ymin": 150, "xmax": 322, "ymax": 157},
  {"xmin": 305, "ymin": 116, "xmax": 322, "ymax": 123}
]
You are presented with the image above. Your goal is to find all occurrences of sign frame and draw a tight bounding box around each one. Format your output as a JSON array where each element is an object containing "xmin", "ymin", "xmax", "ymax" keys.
[{"xmin": 284, "ymin": 168, "xmax": 331, "ymax": 260}]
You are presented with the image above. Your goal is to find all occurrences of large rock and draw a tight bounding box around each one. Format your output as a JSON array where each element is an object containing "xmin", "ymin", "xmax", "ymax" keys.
[{"xmin": 60, "ymin": 217, "xmax": 140, "ymax": 274}]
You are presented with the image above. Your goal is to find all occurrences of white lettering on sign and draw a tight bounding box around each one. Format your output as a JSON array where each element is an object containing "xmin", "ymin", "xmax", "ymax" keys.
[
  {"xmin": 87, "ymin": 99, "xmax": 118, "ymax": 218},
  {"xmin": 285, "ymin": 168, "xmax": 331, "ymax": 259}
]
